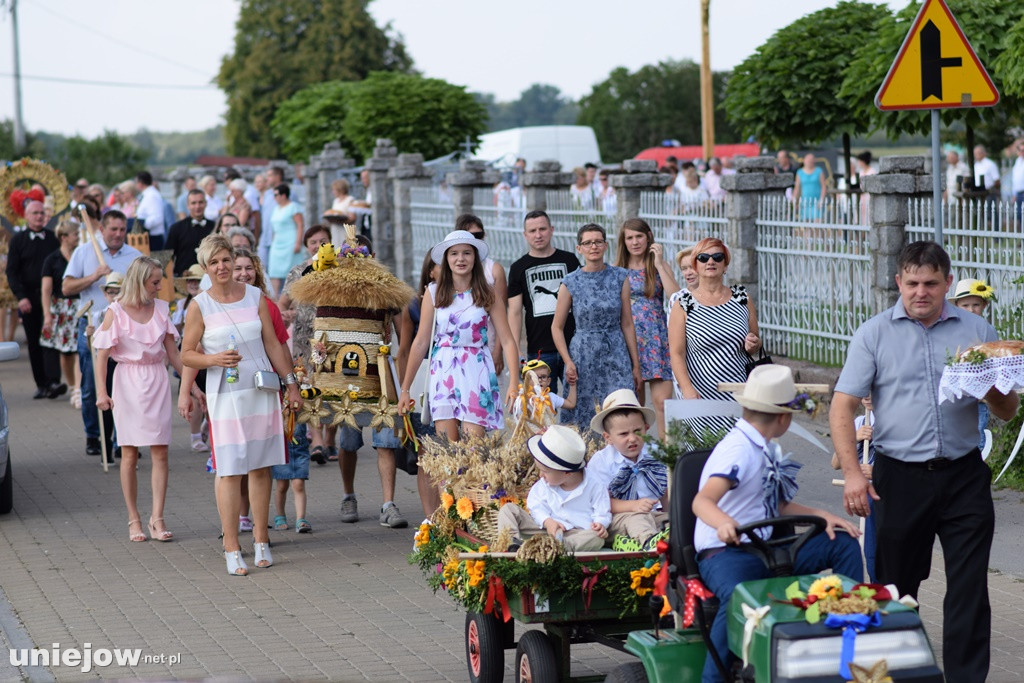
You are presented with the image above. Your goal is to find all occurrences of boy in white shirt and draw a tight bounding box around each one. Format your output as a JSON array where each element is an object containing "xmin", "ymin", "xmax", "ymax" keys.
[
  {"xmin": 693, "ymin": 365, "xmax": 862, "ymax": 683},
  {"xmin": 588, "ymin": 389, "xmax": 668, "ymax": 550},
  {"xmin": 496, "ymin": 425, "xmax": 610, "ymax": 552}
]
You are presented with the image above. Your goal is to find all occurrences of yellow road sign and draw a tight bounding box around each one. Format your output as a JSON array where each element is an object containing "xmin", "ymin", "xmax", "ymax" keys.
[{"xmin": 875, "ymin": 0, "xmax": 998, "ymax": 111}]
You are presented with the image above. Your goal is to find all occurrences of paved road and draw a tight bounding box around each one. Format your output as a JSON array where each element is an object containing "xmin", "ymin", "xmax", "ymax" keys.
[{"xmin": 0, "ymin": 347, "xmax": 1021, "ymax": 681}]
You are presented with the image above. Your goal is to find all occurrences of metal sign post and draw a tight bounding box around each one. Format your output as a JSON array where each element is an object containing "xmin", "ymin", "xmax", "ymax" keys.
[{"xmin": 931, "ymin": 110, "xmax": 943, "ymax": 245}]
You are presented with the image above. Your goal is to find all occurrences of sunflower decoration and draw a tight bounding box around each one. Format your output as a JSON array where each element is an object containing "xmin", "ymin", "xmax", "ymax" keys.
[
  {"xmin": 369, "ymin": 394, "xmax": 397, "ymax": 431},
  {"xmin": 807, "ymin": 575, "xmax": 844, "ymax": 601},
  {"xmin": 968, "ymin": 280, "xmax": 996, "ymax": 302},
  {"xmin": 297, "ymin": 396, "xmax": 331, "ymax": 425},
  {"xmin": 329, "ymin": 395, "xmax": 359, "ymax": 429},
  {"xmin": 629, "ymin": 561, "xmax": 661, "ymax": 597},
  {"xmin": 455, "ymin": 497, "xmax": 475, "ymax": 520}
]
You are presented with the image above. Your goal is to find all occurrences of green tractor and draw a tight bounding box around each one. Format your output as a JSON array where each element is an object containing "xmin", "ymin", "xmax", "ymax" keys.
[{"xmin": 606, "ymin": 448, "xmax": 944, "ymax": 683}]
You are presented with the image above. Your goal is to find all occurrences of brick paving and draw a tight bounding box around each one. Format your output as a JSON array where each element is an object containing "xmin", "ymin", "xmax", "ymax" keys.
[{"xmin": 0, "ymin": 346, "xmax": 1021, "ymax": 681}]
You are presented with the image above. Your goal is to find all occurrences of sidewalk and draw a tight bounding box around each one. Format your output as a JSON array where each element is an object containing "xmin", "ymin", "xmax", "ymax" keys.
[{"xmin": 0, "ymin": 346, "xmax": 1022, "ymax": 681}]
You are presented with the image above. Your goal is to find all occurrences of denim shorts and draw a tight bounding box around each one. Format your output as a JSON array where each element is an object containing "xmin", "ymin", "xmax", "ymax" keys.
[
  {"xmin": 273, "ymin": 424, "xmax": 310, "ymax": 480},
  {"xmin": 337, "ymin": 424, "xmax": 402, "ymax": 451}
]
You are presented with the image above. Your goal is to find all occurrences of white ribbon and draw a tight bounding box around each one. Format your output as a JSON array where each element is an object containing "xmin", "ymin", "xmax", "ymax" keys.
[
  {"xmin": 995, "ymin": 420, "xmax": 1024, "ymax": 483},
  {"xmin": 883, "ymin": 583, "xmax": 919, "ymax": 609},
  {"xmin": 741, "ymin": 603, "xmax": 770, "ymax": 667}
]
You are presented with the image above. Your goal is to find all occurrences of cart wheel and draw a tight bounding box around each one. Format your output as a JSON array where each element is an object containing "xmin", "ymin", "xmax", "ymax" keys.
[
  {"xmin": 465, "ymin": 611, "xmax": 505, "ymax": 683},
  {"xmin": 515, "ymin": 630, "xmax": 558, "ymax": 683},
  {"xmin": 604, "ymin": 661, "xmax": 649, "ymax": 682}
]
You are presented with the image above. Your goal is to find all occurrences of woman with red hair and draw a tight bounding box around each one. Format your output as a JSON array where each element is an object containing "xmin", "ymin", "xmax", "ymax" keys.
[{"xmin": 668, "ymin": 238, "xmax": 762, "ymax": 436}]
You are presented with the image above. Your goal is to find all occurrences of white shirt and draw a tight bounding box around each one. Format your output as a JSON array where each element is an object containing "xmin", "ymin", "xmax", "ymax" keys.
[
  {"xmin": 569, "ymin": 184, "xmax": 598, "ymax": 210},
  {"xmin": 973, "ymin": 157, "xmax": 1000, "ymax": 192},
  {"xmin": 63, "ymin": 238, "xmax": 143, "ymax": 316},
  {"xmin": 679, "ymin": 185, "xmax": 710, "ymax": 205},
  {"xmin": 1012, "ymin": 157, "xmax": 1024, "ymax": 194},
  {"xmin": 694, "ymin": 419, "xmax": 780, "ymax": 553},
  {"xmin": 204, "ymin": 194, "xmax": 223, "ymax": 221},
  {"xmin": 703, "ymin": 170, "xmax": 726, "ymax": 200},
  {"xmin": 588, "ymin": 444, "xmax": 665, "ymax": 507},
  {"xmin": 243, "ymin": 183, "xmax": 261, "ymax": 211},
  {"xmin": 135, "ymin": 185, "xmax": 166, "ymax": 237},
  {"xmin": 945, "ymin": 161, "xmax": 968, "ymax": 200},
  {"xmin": 526, "ymin": 469, "xmax": 612, "ymax": 531}
]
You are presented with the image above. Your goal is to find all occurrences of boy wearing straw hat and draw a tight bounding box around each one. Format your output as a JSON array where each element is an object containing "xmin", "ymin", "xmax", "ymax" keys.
[
  {"xmin": 694, "ymin": 364, "xmax": 862, "ymax": 683},
  {"xmin": 587, "ymin": 389, "xmax": 668, "ymax": 550},
  {"xmin": 496, "ymin": 425, "xmax": 611, "ymax": 552}
]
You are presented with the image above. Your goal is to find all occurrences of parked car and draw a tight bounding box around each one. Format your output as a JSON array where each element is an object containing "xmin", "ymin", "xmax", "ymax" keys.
[{"xmin": 0, "ymin": 341, "xmax": 21, "ymax": 514}]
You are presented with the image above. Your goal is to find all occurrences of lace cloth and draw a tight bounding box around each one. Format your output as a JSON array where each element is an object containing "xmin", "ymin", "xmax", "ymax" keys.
[{"xmin": 938, "ymin": 354, "xmax": 1024, "ymax": 403}]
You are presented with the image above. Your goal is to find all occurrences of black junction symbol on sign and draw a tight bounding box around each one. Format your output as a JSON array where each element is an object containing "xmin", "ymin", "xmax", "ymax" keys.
[{"xmin": 920, "ymin": 20, "xmax": 962, "ymax": 100}]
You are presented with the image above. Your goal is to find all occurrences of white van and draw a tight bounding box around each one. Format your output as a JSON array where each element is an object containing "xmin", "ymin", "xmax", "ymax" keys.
[{"xmin": 473, "ymin": 125, "xmax": 601, "ymax": 170}]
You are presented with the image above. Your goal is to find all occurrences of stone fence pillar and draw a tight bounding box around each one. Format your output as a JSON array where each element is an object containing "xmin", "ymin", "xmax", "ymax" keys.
[
  {"xmin": 721, "ymin": 156, "xmax": 792, "ymax": 304},
  {"xmin": 367, "ymin": 139, "xmax": 398, "ymax": 270},
  {"xmin": 611, "ymin": 160, "xmax": 672, "ymax": 231},
  {"xmin": 307, "ymin": 142, "xmax": 355, "ymax": 226},
  {"xmin": 862, "ymin": 156, "xmax": 932, "ymax": 312},
  {"xmin": 447, "ymin": 159, "xmax": 500, "ymax": 220},
  {"xmin": 521, "ymin": 160, "xmax": 573, "ymax": 214},
  {"xmin": 390, "ymin": 153, "xmax": 433, "ymax": 285}
]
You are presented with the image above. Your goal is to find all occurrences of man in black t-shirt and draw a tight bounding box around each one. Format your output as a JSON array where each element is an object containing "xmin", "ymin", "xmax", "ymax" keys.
[
  {"xmin": 507, "ymin": 210, "xmax": 579, "ymax": 392},
  {"xmin": 165, "ymin": 190, "xmax": 214, "ymax": 276}
]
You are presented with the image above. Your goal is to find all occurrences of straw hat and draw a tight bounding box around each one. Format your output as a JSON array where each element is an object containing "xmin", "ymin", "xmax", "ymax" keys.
[
  {"xmin": 174, "ymin": 263, "xmax": 205, "ymax": 295},
  {"xmin": 430, "ymin": 230, "xmax": 488, "ymax": 265},
  {"xmin": 589, "ymin": 389, "xmax": 657, "ymax": 434},
  {"xmin": 731, "ymin": 364, "xmax": 799, "ymax": 414},
  {"xmin": 103, "ymin": 272, "xmax": 124, "ymax": 290},
  {"xmin": 527, "ymin": 425, "xmax": 586, "ymax": 472},
  {"xmin": 949, "ymin": 278, "xmax": 995, "ymax": 302}
]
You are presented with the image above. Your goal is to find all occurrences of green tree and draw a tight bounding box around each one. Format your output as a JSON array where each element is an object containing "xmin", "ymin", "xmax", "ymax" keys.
[
  {"xmin": 341, "ymin": 72, "xmax": 486, "ymax": 162},
  {"xmin": 476, "ymin": 85, "xmax": 579, "ymax": 132},
  {"xmin": 723, "ymin": 1, "xmax": 891, "ymax": 151},
  {"xmin": 46, "ymin": 131, "xmax": 148, "ymax": 186},
  {"xmin": 271, "ymin": 81, "xmax": 357, "ymax": 161},
  {"xmin": 217, "ymin": 0, "xmax": 413, "ymax": 158},
  {"xmin": 0, "ymin": 120, "xmax": 44, "ymax": 160},
  {"xmin": 840, "ymin": 0, "xmax": 1024, "ymax": 150},
  {"xmin": 577, "ymin": 60, "xmax": 735, "ymax": 163}
]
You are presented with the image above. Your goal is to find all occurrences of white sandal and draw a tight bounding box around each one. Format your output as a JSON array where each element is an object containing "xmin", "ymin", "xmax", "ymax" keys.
[
  {"xmin": 225, "ymin": 550, "xmax": 248, "ymax": 576},
  {"xmin": 253, "ymin": 542, "xmax": 273, "ymax": 568}
]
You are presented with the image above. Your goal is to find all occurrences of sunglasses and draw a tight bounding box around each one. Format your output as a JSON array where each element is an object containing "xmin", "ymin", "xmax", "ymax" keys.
[
  {"xmin": 469, "ymin": 231, "xmax": 485, "ymax": 239},
  {"xmin": 695, "ymin": 252, "xmax": 726, "ymax": 263}
]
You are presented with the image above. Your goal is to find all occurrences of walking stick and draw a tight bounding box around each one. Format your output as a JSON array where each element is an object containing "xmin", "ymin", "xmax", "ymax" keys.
[
  {"xmin": 859, "ymin": 409, "xmax": 872, "ymax": 555},
  {"xmin": 88, "ymin": 325, "xmax": 109, "ymax": 474}
]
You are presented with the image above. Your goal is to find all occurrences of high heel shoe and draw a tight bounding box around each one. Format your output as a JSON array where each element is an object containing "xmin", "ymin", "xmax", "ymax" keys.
[
  {"xmin": 148, "ymin": 517, "xmax": 173, "ymax": 542},
  {"xmin": 253, "ymin": 542, "xmax": 273, "ymax": 568},
  {"xmin": 225, "ymin": 550, "xmax": 248, "ymax": 576},
  {"xmin": 128, "ymin": 519, "xmax": 147, "ymax": 542}
]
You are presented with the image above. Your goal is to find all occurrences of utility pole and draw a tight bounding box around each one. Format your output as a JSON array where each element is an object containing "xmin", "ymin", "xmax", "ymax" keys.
[
  {"xmin": 6, "ymin": 0, "xmax": 26, "ymax": 151},
  {"xmin": 699, "ymin": 0, "xmax": 714, "ymax": 162}
]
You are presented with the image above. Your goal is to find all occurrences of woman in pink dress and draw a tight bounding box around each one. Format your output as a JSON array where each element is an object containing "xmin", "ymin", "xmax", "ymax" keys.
[{"xmin": 93, "ymin": 256, "xmax": 187, "ymax": 544}]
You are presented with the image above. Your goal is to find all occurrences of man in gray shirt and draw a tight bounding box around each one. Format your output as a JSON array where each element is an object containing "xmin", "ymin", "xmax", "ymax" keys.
[{"xmin": 830, "ymin": 241, "xmax": 1017, "ymax": 683}]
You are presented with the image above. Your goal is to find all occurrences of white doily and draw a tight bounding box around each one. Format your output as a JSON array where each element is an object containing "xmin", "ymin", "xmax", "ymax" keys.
[{"xmin": 939, "ymin": 355, "xmax": 1024, "ymax": 403}]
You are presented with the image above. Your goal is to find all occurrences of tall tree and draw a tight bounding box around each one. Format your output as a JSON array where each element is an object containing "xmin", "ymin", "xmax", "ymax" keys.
[
  {"xmin": 840, "ymin": 0, "xmax": 1024, "ymax": 151},
  {"xmin": 45, "ymin": 131, "xmax": 148, "ymax": 186},
  {"xmin": 577, "ymin": 60, "xmax": 735, "ymax": 163},
  {"xmin": 217, "ymin": 0, "xmax": 413, "ymax": 158},
  {"xmin": 271, "ymin": 81, "xmax": 357, "ymax": 161},
  {"xmin": 723, "ymin": 1, "xmax": 891, "ymax": 151},
  {"xmin": 341, "ymin": 72, "xmax": 486, "ymax": 162}
]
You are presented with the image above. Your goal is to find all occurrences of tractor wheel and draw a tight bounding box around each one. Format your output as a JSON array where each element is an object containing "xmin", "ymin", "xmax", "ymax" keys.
[
  {"xmin": 465, "ymin": 611, "xmax": 505, "ymax": 683},
  {"xmin": 515, "ymin": 630, "xmax": 558, "ymax": 683},
  {"xmin": 604, "ymin": 661, "xmax": 649, "ymax": 682}
]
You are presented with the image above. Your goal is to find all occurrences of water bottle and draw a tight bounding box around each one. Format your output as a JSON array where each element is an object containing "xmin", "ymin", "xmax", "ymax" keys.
[{"xmin": 225, "ymin": 334, "xmax": 239, "ymax": 383}]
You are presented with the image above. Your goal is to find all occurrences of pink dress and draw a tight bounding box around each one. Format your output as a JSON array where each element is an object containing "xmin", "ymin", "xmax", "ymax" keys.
[{"xmin": 92, "ymin": 300, "xmax": 178, "ymax": 447}]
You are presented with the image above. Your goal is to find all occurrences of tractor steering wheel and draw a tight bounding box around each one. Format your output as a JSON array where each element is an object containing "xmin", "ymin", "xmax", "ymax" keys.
[{"xmin": 733, "ymin": 515, "xmax": 827, "ymax": 577}]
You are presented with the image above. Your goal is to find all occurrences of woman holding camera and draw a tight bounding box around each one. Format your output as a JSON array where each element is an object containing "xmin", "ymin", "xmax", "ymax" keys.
[{"xmin": 179, "ymin": 234, "xmax": 302, "ymax": 576}]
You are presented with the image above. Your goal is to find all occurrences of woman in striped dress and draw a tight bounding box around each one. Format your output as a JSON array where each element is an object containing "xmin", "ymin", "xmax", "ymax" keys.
[
  {"xmin": 668, "ymin": 237, "xmax": 762, "ymax": 438},
  {"xmin": 180, "ymin": 234, "xmax": 302, "ymax": 577}
]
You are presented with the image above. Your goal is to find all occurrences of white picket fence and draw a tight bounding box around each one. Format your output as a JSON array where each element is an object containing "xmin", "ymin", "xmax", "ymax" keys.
[
  {"xmin": 906, "ymin": 197, "xmax": 1024, "ymax": 339},
  {"xmin": 755, "ymin": 194, "xmax": 872, "ymax": 366},
  {"xmin": 410, "ymin": 186, "xmax": 454, "ymax": 271}
]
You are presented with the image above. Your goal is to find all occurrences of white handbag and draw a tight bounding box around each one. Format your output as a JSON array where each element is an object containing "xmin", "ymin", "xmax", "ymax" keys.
[{"xmin": 408, "ymin": 288, "xmax": 437, "ymax": 425}]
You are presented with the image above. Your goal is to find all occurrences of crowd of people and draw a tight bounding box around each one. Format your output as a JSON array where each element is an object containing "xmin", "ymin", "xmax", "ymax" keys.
[{"xmin": 2, "ymin": 154, "xmax": 1016, "ymax": 679}]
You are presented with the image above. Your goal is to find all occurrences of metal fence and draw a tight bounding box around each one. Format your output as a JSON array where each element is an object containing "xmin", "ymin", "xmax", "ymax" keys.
[
  {"xmin": 545, "ymin": 190, "xmax": 615, "ymax": 254},
  {"xmin": 639, "ymin": 191, "xmax": 727, "ymax": 288},
  {"xmin": 906, "ymin": 197, "xmax": 1024, "ymax": 339},
  {"xmin": 470, "ymin": 188, "xmax": 527, "ymax": 268},
  {"xmin": 755, "ymin": 194, "xmax": 872, "ymax": 366},
  {"xmin": 410, "ymin": 186, "xmax": 454, "ymax": 270}
]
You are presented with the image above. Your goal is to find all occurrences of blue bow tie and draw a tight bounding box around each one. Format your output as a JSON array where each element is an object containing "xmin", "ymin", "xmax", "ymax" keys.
[
  {"xmin": 760, "ymin": 441, "xmax": 802, "ymax": 518},
  {"xmin": 608, "ymin": 457, "xmax": 667, "ymax": 501}
]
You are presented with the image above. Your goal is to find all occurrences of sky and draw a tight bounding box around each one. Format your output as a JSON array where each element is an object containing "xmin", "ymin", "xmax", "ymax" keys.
[{"xmin": 0, "ymin": 0, "xmax": 903, "ymax": 138}]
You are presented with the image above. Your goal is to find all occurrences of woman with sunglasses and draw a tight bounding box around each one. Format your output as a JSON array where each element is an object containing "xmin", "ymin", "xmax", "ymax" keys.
[
  {"xmin": 668, "ymin": 237, "xmax": 762, "ymax": 436},
  {"xmin": 552, "ymin": 224, "xmax": 641, "ymax": 430}
]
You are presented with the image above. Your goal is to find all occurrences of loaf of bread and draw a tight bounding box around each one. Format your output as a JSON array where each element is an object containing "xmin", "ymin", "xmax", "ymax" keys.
[{"xmin": 959, "ymin": 340, "xmax": 1024, "ymax": 361}]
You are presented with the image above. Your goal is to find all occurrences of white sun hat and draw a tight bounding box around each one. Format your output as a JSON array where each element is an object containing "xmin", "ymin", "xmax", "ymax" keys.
[
  {"xmin": 730, "ymin": 364, "xmax": 800, "ymax": 414},
  {"xmin": 430, "ymin": 230, "xmax": 488, "ymax": 266},
  {"xmin": 527, "ymin": 425, "xmax": 586, "ymax": 472},
  {"xmin": 590, "ymin": 389, "xmax": 657, "ymax": 434}
]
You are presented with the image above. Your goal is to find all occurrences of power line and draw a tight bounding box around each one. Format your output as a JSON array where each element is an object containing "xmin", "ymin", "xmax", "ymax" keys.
[
  {"xmin": 0, "ymin": 72, "xmax": 216, "ymax": 90},
  {"xmin": 27, "ymin": 0, "xmax": 214, "ymax": 78}
]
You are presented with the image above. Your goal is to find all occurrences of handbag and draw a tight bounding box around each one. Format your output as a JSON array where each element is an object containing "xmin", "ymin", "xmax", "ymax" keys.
[
  {"xmin": 408, "ymin": 289, "xmax": 437, "ymax": 426},
  {"xmin": 744, "ymin": 347, "xmax": 774, "ymax": 378},
  {"xmin": 214, "ymin": 293, "xmax": 281, "ymax": 392}
]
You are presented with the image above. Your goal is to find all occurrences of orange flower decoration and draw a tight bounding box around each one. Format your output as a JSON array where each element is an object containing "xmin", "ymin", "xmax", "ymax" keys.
[
  {"xmin": 456, "ymin": 497, "xmax": 474, "ymax": 520},
  {"xmin": 441, "ymin": 492, "xmax": 454, "ymax": 511}
]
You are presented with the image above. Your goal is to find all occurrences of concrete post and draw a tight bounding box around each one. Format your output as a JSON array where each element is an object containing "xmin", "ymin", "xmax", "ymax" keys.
[
  {"xmin": 521, "ymin": 160, "xmax": 573, "ymax": 214},
  {"xmin": 366, "ymin": 138, "xmax": 399, "ymax": 270},
  {"xmin": 862, "ymin": 156, "xmax": 932, "ymax": 312},
  {"xmin": 611, "ymin": 159, "xmax": 673, "ymax": 231},
  {"xmin": 304, "ymin": 154, "xmax": 322, "ymax": 229},
  {"xmin": 311, "ymin": 142, "xmax": 355, "ymax": 223},
  {"xmin": 720, "ymin": 156, "xmax": 792, "ymax": 304},
  {"xmin": 389, "ymin": 153, "xmax": 433, "ymax": 285},
  {"xmin": 446, "ymin": 159, "xmax": 500, "ymax": 220}
]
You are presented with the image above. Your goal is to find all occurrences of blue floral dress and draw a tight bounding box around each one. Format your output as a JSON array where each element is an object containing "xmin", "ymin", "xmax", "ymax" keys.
[
  {"xmin": 427, "ymin": 284, "xmax": 503, "ymax": 430},
  {"xmin": 561, "ymin": 266, "xmax": 632, "ymax": 429},
  {"xmin": 628, "ymin": 268, "xmax": 672, "ymax": 381}
]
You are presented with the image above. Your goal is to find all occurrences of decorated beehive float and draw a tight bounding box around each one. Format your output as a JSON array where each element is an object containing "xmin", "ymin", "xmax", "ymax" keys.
[{"xmin": 286, "ymin": 225, "xmax": 414, "ymax": 432}]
